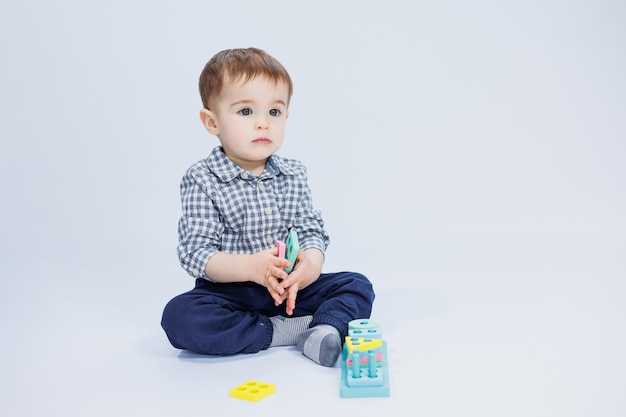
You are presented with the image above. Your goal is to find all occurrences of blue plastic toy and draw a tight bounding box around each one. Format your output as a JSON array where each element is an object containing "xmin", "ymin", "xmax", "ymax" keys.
[
  {"xmin": 340, "ymin": 319, "xmax": 390, "ymax": 398},
  {"xmin": 275, "ymin": 229, "xmax": 299, "ymax": 274}
]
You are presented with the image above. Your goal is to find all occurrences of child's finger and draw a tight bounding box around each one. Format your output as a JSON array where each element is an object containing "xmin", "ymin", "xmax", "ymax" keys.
[
  {"xmin": 269, "ymin": 286, "xmax": 284, "ymax": 306},
  {"xmin": 285, "ymin": 284, "xmax": 299, "ymax": 316}
]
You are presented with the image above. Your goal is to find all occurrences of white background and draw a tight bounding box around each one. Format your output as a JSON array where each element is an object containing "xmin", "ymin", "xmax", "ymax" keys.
[{"xmin": 1, "ymin": 1, "xmax": 625, "ymax": 416}]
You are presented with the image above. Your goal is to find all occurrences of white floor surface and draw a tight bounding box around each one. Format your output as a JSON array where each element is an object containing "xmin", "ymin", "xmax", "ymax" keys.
[{"xmin": 2, "ymin": 234, "xmax": 624, "ymax": 417}]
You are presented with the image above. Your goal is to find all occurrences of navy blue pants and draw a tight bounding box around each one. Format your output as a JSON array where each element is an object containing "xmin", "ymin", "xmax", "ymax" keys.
[{"xmin": 161, "ymin": 271, "xmax": 374, "ymax": 356}]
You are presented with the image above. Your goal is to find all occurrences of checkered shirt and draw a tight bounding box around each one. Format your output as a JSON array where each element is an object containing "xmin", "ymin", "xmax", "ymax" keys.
[{"xmin": 177, "ymin": 146, "xmax": 330, "ymax": 280}]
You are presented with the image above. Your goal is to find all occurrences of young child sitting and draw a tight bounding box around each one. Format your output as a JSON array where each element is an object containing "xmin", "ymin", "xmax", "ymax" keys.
[{"xmin": 161, "ymin": 47, "xmax": 375, "ymax": 366}]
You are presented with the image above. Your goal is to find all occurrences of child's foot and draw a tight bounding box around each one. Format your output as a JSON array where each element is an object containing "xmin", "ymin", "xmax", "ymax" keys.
[
  {"xmin": 296, "ymin": 324, "xmax": 341, "ymax": 367},
  {"xmin": 269, "ymin": 315, "xmax": 313, "ymax": 347}
]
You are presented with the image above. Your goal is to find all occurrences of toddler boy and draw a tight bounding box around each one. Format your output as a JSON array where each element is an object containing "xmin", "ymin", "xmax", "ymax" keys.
[{"xmin": 161, "ymin": 48, "xmax": 374, "ymax": 366}]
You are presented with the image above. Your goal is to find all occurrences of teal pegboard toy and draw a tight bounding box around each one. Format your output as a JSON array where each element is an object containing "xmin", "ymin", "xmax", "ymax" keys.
[
  {"xmin": 348, "ymin": 319, "xmax": 380, "ymax": 331},
  {"xmin": 340, "ymin": 319, "xmax": 390, "ymax": 398},
  {"xmin": 346, "ymin": 349, "xmax": 384, "ymax": 387},
  {"xmin": 275, "ymin": 229, "xmax": 299, "ymax": 274},
  {"xmin": 349, "ymin": 328, "xmax": 382, "ymax": 339},
  {"xmin": 348, "ymin": 319, "xmax": 383, "ymax": 340},
  {"xmin": 284, "ymin": 229, "xmax": 299, "ymax": 273}
]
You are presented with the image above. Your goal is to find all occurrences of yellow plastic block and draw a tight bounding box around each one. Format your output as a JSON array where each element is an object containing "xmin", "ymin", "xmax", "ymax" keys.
[
  {"xmin": 229, "ymin": 381, "xmax": 276, "ymax": 402},
  {"xmin": 344, "ymin": 336, "xmax": 383, "ymax": 354}
]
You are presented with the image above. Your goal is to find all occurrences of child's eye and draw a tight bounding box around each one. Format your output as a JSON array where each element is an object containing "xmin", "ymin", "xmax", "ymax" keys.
[
  {"xmin": 238, "ymin": 108, "xmax": 252, "ymax": 116},
  {"xmin": 269, "ymin": 108, "xmax": 281, "ymax": 117}
]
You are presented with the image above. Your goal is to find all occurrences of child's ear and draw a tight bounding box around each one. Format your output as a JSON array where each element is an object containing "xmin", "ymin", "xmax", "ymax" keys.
[{"xmin": 200, "ymin": 109, "xmax": 219, "ymax": 135}]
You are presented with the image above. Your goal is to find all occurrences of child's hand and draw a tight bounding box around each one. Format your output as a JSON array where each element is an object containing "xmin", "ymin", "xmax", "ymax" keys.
[
  {"xmin": 256, "ymin": 246, "xmax": 291, "ymax": 306},
  {"xmin": 277, "ymin": 248, "xmax": 324, "ymax": 315}
]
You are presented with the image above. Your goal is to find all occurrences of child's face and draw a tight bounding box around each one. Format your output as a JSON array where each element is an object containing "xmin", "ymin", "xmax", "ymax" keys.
[{"xmin": 201, "ymin": 75, "xmax": 290, "ymax": 175}]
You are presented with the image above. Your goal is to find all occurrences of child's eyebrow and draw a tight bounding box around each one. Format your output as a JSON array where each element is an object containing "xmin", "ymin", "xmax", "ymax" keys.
[
  {"xmin": 229, "ymin": 98, "xmax": 287, "ymax": 108},
  {"xmin": 230, "ymin": 99, "xmax": 253, "ymax": 107},
  {"xmin": 272, "ymin": 99, "xmax": 287, "ymax": 107}
]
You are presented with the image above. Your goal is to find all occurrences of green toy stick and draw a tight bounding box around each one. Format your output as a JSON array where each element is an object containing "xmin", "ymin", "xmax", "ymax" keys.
[{"xmin": 284, "ymin": 229, "xmax": 299, "ymax": 274}]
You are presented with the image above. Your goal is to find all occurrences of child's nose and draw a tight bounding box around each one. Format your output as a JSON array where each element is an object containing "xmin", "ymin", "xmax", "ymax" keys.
[{"xmin": 256, "ymin": 115, "xmax": 270, "ymax": 130}]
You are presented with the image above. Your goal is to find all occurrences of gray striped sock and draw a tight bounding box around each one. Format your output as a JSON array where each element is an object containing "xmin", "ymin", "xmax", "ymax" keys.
[
  {"xmin": 269, "ymin": 315, "xmax": 313, "ymax": 347},
  {"xmin": 296, "ymin": 324, "xmax": 342, "ymax": 367}
]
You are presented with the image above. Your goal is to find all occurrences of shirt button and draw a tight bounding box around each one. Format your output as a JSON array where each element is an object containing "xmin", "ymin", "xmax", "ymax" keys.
[
  {"xmin": 192, "ymin": 268, "xmax": 201, "ymax": 277},
  {"xmin": 258, "ymin": 183, "xmax": 265, "ymax": 191},
  {"xmin": 266, "ymin": 235, "xmax": 274, "ymax": 244},
  {"xmin": 241, "ymin": 172, "xmax": 249, "ymax": 179},
  {"xmin": 264, "ymin": 207, "xmax": 272, "ymax": 215}
]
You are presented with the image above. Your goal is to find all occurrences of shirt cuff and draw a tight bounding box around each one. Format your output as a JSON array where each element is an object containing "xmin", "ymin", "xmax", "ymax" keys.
[
  {"xmin": 299, "ymin": 235, "xmax": 327, "ymax": 254},
  {"xmin": 181, "ymin": 248, "xmax": 216, "ymax": 281}
]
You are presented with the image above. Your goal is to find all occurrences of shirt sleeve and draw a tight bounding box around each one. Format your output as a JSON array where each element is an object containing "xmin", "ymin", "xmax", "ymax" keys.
[
  {"xmin": 292, "ymin": 168, "xmax": 330, "ymax": 253},
  {"xmin": 176, "ymin": 167, "xmax": 223, "ymax": 280}
]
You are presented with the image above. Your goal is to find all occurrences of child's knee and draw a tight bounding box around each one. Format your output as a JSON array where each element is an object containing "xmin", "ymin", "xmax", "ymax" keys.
[
  {"xmin": 161, "ymin": 295, "xmax": 192, "ymax": 344},
  {"xmin": 351, "ymin": 272, "xmax": 375, "ymax": 300}
]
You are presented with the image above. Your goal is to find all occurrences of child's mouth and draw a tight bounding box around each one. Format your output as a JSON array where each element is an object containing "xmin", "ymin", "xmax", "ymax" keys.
[{"xmin": 253, "ymin": 138, "xmax": 272, "ymax": 144}]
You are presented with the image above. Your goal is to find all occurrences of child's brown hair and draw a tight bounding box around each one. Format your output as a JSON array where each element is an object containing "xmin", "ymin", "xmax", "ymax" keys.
[{"xmin": 199, "ymin": 47, "xmax": 293, "ymax": 110}]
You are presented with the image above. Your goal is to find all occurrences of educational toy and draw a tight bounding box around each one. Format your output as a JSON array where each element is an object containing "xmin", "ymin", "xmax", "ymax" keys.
[
  {"xmin": 274, "ymin": 229, "xmax": 299, "ymax": 273},
  {"xmin": 229, "ymin": 380, "xmax": 276, "ymax": 402},
  {"xmin": 340, "ymin": 319, "xmax": 390, "ymax": 398}
]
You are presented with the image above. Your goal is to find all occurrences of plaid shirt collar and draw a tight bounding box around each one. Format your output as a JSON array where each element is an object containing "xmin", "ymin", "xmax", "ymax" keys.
[{"xmin": 207, "ymin": 146, "xmax": 299, "ymax": 182}]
